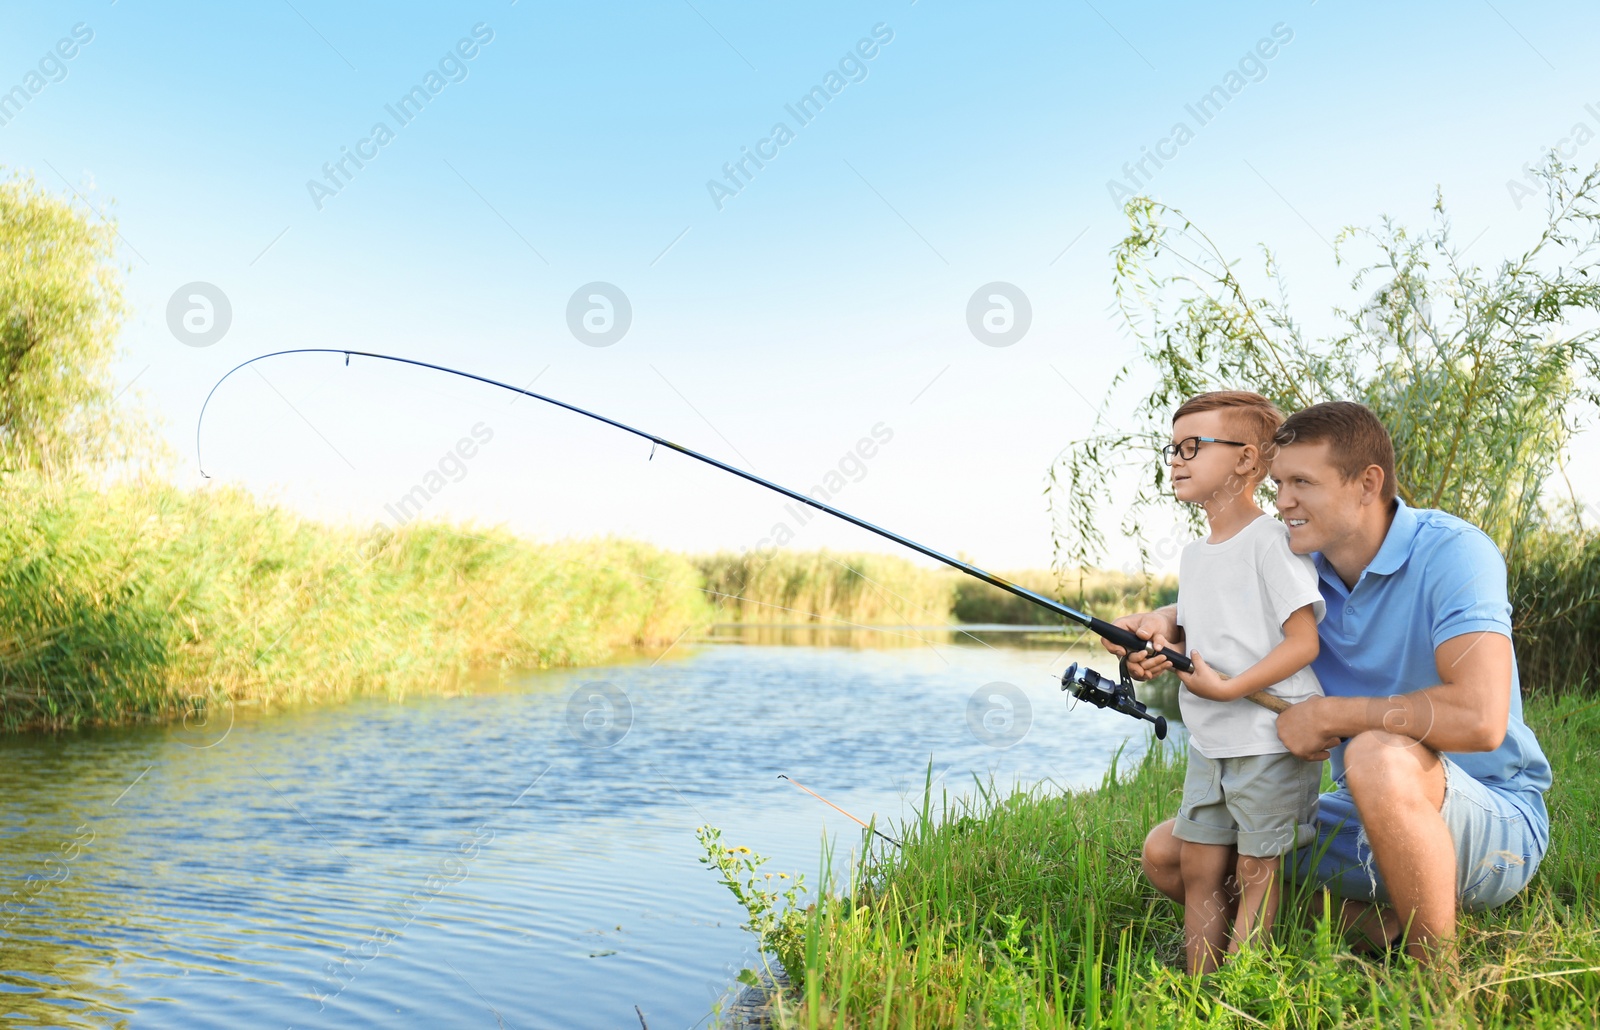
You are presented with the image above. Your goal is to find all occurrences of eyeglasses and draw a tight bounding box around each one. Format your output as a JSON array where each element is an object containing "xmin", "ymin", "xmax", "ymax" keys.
[{"xmin": 1161, "ymin": 436, "xmax": 1249, "ymax": 465}]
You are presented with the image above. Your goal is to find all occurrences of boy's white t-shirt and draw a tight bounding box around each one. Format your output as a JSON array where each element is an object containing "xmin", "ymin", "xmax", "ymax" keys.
[{"xmin": 1175, "ymin": 514, "xmax": 1326, "ymax": 759}]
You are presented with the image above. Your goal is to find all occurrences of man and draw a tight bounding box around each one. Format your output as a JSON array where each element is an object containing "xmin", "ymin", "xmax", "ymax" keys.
[{"xmin": 1108, "ymin": 400, "xmax": 1551, "ymax": 965}]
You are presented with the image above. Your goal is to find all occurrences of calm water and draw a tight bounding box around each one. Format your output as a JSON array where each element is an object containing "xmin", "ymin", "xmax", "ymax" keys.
[{"xmin": 0, "ymin": 627, "xmax": 1175, "ymax": 1029}]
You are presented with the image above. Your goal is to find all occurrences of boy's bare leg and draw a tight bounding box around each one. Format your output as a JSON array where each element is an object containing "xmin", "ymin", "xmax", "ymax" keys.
[
  {"xmin": 1228, "ymin": 854, "xmax": 1280, "ymax": 953},
  {"xmin": 1181, "ymin": 841, "xmax": 1234, "ymax": 974},
  {"xmin": 1150, "ymin": 819, "xmax": 1242, "ymax": 905},
  {"xmin": 1165, "ymin": 825, "xmax": 1405, "ymax": 959}
]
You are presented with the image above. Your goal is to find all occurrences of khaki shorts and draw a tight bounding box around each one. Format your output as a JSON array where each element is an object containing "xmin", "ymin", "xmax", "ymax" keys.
[{"xmin": 1173, "ymin": 744, "xmax": 1323, "ymax": 858}]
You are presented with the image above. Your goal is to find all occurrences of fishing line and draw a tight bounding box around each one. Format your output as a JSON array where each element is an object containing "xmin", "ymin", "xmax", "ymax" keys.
[
  {"xmin": 778, "ymin": 775, "xmax": 901, "ymax": 848},
  {"xmin": 195, "ymin": 348, "xmax": 1194, "ymax": 675}
]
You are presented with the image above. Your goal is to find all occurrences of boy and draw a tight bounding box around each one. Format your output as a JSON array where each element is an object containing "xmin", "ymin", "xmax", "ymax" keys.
[{"xmin": 1160, "ymin": 391, "xmax": 1325, "ymax": 974}]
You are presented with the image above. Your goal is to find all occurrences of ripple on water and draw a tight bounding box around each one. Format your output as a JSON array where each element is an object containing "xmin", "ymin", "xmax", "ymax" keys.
[{"xmin": 0, "ymin": 634, "xmax": 1165, "ymax": 1028}]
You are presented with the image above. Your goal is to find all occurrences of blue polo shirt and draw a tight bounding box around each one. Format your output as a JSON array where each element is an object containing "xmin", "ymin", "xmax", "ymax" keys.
[{"xmin": 1311, "ymin": 499, "xmax": 1551, "ymax": 848}]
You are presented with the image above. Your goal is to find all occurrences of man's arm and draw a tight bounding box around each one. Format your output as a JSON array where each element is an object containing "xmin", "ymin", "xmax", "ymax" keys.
[
  {"xmin": 1106, "ymin": 607, "xmax": 1185, "ymax": 681},
  {"xmin": 1275, "ymin": 630, "xmax": 1513, "ymax": 761}
]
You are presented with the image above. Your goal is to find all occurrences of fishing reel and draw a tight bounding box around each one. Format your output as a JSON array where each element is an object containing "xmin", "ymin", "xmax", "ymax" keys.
[{"xmin": 1061, "ymin": 653, "xmax": 1167, "ymax": 740}]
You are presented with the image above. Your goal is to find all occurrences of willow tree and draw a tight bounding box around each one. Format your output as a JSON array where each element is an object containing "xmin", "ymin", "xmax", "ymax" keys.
[
  {"xmin": 1050, "ymin": 158, "xmax": 1600, "ymax": 577},
  {"xmin": 0, "ymin": 169, "xmax": 145, "ymax": 476}
]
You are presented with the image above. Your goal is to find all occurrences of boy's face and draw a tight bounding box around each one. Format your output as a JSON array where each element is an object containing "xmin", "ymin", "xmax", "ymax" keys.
[
  {"xmin": 1269, "ymin": 440, "xmax": 1365, "ymax": 555},
  {"xmin": 1167, "ymin": 410, "xmax": 1254, "ymax": 505}
]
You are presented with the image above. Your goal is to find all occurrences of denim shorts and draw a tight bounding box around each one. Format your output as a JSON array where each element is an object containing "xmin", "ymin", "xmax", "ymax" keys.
[{"xmin": 1291, "ymin": 754, "xmax": 1544, "ymax": 912}]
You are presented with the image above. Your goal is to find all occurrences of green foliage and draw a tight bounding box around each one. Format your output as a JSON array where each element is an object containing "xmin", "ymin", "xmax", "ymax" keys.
[
  {"xmin": 780, "ymin": 693, "xmax": 1600, "ymax": 1028},
  {"xmin": 0, "ymin": 470, "xmax": 713, "ymax": 730},
  {"xmin": 1050, "ymin": 158, "xmax": 1600, "ymax": 573},
  {"xmin": 695, "ymin": 825, "xmax": 809, "ymax": 987},
  {"xmin": 0, "ymin": 169, "xmax": 151, "ymax": 475},
  {"xmin": 1511, "ymin": 528, "xmax": 1600, "ymax": 691}
]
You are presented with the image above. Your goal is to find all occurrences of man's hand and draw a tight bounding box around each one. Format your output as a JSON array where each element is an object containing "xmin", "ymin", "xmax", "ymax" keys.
[
  {"xmin": 1104, "ymin": 608, "xmax": 1182, "ymax": 682},
  {"xmin": 1276, "ymin": 696, "xmax": 1341, "ymax": 762}
]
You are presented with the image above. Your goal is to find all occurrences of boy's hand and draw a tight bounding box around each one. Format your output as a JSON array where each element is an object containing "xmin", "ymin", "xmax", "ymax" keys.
[{"xmin": 1175, "ymin": 650, "xmax": 1233, "ymax": 700}]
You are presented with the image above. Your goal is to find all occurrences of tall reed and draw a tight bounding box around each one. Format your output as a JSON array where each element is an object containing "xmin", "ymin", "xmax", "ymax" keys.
[
  {"xmin": 692, "ymin": 550, "xmax": 958, "ymax": 626},
  {"xmin": 951, "ymin": 568, "xmax": 1177, "ymax": 626},
  {"xmin": 693, "ymin": 551, "xmax": 1173, "ymax": 628},
  {"xmin": 0, "ymin": 472, "xmax": 712, "ymax": 730}
]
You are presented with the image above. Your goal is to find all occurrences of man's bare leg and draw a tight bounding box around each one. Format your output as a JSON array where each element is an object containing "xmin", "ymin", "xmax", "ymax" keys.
[
  {"xmin": 1181, "ymin": 841, "xmax": 1234, "ymax": 974},
  {"xmin": 1142, "ymin": 819, "xmax": 1186, "ymax": 903},
  {"xmin": 1342, "ymin": 730, "xmax": 1454, "ymax": 966},
  {"xmin": 1338, "ymin": 898, "xmax": 1403, "ymax": 954}
]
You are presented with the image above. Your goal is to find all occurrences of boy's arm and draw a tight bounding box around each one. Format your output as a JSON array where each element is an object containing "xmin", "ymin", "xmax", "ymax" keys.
[{"xmin": 1178, "ymin": 604, "xmax": 1319, "ymax": 702}]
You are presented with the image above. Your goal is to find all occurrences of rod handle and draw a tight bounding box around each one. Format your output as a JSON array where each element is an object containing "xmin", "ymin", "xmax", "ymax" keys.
[
  {"xmin": 1215, "ymin": 670, "xmax": 1291, "ymax": 714},
  {"xmin": 1245, "ymin": 691, "xmax": 1291, "ymax": 714},
  {"xmin": 1238, "ymin": 691, "xmax": 1345, "ymax": 744},
  {"xmin": 1087, "ymin": 617, "xmax": 1194, "ymax": 673},
  {"xmin": 1243, "ymin": 690, "xmax": 1350, "ymax": 748}
]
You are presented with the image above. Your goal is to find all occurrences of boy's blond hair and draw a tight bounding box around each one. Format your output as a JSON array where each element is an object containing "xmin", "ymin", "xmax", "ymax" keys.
[{"xmin": 1173, "ymin": 390, "xmax": 1284, "ymax": 482}]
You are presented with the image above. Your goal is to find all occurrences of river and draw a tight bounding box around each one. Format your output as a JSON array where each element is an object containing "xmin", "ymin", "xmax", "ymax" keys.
[{"xmin": 0, "ymin": 626, "xmax": 1176, "ymax": 1029}]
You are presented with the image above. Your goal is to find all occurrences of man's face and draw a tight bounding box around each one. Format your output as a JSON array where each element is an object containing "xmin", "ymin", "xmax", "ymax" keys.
[{"xmin": 1269, "ymin": 440, "xmax": 1366, "ymax": 555}]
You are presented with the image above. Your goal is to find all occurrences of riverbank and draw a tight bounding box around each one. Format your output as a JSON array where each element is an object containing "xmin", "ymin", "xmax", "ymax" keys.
[
  {"xmin": 0, "ymin": 472, "xmax": 712, "ymax": 731},
  {"xmin": 693, "ymin": 550, "xmax": 1175, "ymax": 628},
  {"xmin": 0, "ymin": 470, "xmax": 1164, "ymax": 732},
  {"xmin": 3, "ymin": 463, "xmax": 1588, "ymax": 741},
  {"xmin": 750, "ymin": 690, "xmax": 1598, "ymax": 1027}
]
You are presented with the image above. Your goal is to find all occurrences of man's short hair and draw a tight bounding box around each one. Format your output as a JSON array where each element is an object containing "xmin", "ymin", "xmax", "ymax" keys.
[
  {"xmin": 1274, "ymin": 400, "xmax": 1398, "ymax": 503},
  {"xmin": 1173, "ymin": 390, "xmax": 1284, "ymax": 450}
]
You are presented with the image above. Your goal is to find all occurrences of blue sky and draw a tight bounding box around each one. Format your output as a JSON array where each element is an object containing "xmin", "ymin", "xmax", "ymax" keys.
[{"xmin": 4, "ymin": 0, "xmax": 1597, "ymax": 571}]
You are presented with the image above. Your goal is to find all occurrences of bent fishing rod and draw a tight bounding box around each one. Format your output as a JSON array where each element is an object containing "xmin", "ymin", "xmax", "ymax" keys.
[{"xmin": 196, "ymin": 349, "xmax": 1190, "ymax": 732}]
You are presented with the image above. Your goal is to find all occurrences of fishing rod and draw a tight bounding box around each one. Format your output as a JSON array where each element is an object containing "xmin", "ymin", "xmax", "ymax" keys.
[
  {"xmin": 778, "ymin": 775, "xmax": 900, "ymax": 848},
  {"xmin": 196, "ymin": 349, "xmax": 1194, "ymax": 731}
]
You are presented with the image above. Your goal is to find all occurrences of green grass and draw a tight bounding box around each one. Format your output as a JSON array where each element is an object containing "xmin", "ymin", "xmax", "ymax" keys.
[
  {"xmin": 749, "ymin": 692, "xmax": 1600, "ymax": 1028},
  {"xmin": 0, "ymin": 471, "xmax": 713, "ymax": 731}
]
